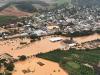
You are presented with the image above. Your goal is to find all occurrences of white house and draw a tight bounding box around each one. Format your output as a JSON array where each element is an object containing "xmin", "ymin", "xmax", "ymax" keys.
[
  {"xmin": 49, "ymin": 37, "xmax": 63, "ymax": 42},
  {"xmin": 34, "ymin": 30, "xmax": 47, "ymax": 36}
]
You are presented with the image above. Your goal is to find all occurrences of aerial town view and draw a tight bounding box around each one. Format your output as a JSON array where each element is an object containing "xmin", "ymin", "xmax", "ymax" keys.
[{"xmin": 0, "ymin": 0, "xmax": 100, "ymax": 75}]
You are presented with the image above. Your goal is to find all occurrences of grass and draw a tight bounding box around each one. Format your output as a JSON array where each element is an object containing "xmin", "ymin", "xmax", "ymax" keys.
[
  {"xmin": 0, "ymin": 16, "xmax": 17, "ymax": 26},
  {"xmin": 66, "ymin": 61, "xmax": 80, "ymax": 69}
]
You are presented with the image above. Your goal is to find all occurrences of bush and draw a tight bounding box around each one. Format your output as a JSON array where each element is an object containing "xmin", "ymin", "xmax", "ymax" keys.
[
  {"xmin": 0, "ymin": 73, "xmax": 3, "ymax": 75},
  {"xmin": 6, "ymin": 63, "xmax": 15, "ymax": 71},
  {"xmin": 54, "ymin": 31, "xmax": 62, "ymax": 35},
  {"xmin": 0, "ymin": 16, "xmax": 17, "ymax": 26},
  {"xmin": 30, "ymin": 34, "xmax": 38, "ymax": 39},
  {"xmin": 19, "ymin": 55, "xmax": 27, "ymax": 61}
]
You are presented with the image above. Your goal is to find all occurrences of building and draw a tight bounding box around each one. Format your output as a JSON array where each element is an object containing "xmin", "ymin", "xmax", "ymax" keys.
[
  {"xmin": 47, "ymin": 26, "xmax": 60, "ymax": 30},
  {"xmin": 0, "ymin": 53, "xmax": 14, "ymax": 63},
  {"xmin": 63, "ymin": 39, "xmax": 76, "ymax": 46},
  {"xmin": 63, "ymin": 37, "xmax": 76, "ymax": 47},
  {"xmin": 32, "ymin": 30, "xmax": 47, "ymax": 36},
  {"xmin": 49, "ymin": 37, "xmax": 63, "ymax": 42}
]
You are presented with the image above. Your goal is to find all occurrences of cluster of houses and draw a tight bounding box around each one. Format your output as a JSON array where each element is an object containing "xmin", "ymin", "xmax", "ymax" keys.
[
  {"xmin": 0, "ymin": 6, "xmax": 99, "ymax": 52},
  {"xmin": 31, "ymin": 6, "xmax": 100, "ymax": 35},
  {"xmin": 0, "ymin": 6, "xmax": 99, "ymax": 40}
]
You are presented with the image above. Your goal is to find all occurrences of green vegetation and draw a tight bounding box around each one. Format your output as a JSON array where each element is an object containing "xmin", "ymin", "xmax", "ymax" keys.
[
  {"xmin": 0, "ymin": 16, "xmax": 17, "ymax": 26},
  {"xmin": 36, "ymin": 48, "xmax": 100, "ymax": 75},
  {"xmin": 66, "ymin": 61, "xmax": 80, "ymax": 69},
  {"xmin": 18, "ymin": 55, "xmax": 27, "ymax": 61},
  {"xmin": 30, "ymin": 34, "xmax": 41, "ymax": 41},
  {"xmin": 67, "ymin": 30, "xmax": 94, "ymax": 37},
  {"xmin": 4, "ymin": 63, "xmax": 15, "ymax": 71},
  {"xmin": 0, "ymin": 1, "xmax": 38, "ymax": 13},
  {"xmin": 55, "ymin": 0, "xmax": 71, "ymax": 5},
  {"xmin": 15, "ymin": 2, "xmax": 37, "ymax": 13}
]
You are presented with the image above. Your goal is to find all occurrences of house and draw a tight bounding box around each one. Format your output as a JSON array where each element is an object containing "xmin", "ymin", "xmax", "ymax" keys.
[
  {"xmin": 47, "ymin": 26, "xmax": 60, "ymax": 30},
  {"xmin": 46, "ymin": 23, "xmax": 60, "ymax": 34},
  {"xmin": 0, "ymin": 28, "xmax": 9, "ymax": 34},
  {"xmin": 62, "ymin": 38, "xmax": 76, "ymax": 50},
  {"xmin": 0, "ymin": 53, "xmax": 14, "ymax": 63},
  {"xmin": 63, "ymin": 37, "xmax": 76, "ymax": 47},
  {"xmin": 33, "ymin": 30, "xmax": 47, "ymax": 36},
  {"xmin": 49, "ymin": 37, "xmax": 63, "ymax": 42},
  {"xmin": 66, "ymin": 18, "xmax": 75, "ymax": 23},
  {"xmin": 0, "ymin": 28, "xmax": 10, "ymax": 38}
]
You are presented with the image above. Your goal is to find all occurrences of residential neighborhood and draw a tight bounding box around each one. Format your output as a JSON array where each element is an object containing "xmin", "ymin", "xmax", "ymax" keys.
[{"xmin": 0, "ymin": 0, "xmax": 100, "ymax": 75}]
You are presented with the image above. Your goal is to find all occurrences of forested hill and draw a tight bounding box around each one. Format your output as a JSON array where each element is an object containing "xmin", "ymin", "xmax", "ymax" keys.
[{"xmin": 71, "ymin": 0, "xmax": 100, "ymax": 7}]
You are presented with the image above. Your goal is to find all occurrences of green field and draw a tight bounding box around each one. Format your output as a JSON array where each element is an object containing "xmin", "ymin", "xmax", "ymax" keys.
[
  {"xmin": 36, "ymin": 48, "xmax": 100, "ymax": 75},
  {"xmin": 55, "ymin": 0, "xmax": 71, "ymax": 5},
  {"xmin": 0, "ymin": 16, "xmax": 17, "ymax": 26}
]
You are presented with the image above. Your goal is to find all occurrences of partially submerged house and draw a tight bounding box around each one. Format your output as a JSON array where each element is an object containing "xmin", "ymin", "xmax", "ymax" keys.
[
  {"xmin": 63, "ymin": 39, "xmax": 76, "ymax": 47},
  {"xmin": 0, "ymin": 53, "xmax": 14, "ymax": 63},
  {"xmin": 63, "ymin": 37, "xmax": 76, "ymax": 49},
  {"xmin": 30, "ymin": 30, "xmax": 47, "ymax": 37},
  {"xmin": 0, "ymin": 28, "xmax": 10, "ymax": 39},
  {"xmin": 49, "ymin": 37, "xmax": 63, "ymax": 42}
]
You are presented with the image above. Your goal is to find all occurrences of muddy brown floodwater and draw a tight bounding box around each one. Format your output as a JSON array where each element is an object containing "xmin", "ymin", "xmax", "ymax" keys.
[
  {"xmin": 13, "ymin": 57, "xmax": 68, "ymax": 75},
  {"xmin": 0, "ymin": 33, "xmax": 100, "ymax": 75}
]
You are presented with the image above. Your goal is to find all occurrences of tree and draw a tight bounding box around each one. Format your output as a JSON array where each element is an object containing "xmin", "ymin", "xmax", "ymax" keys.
[
  {"xmin": 54, "ymin": 31, "xmax": 62, "ymax": 35},
  {"xmin": 30, "ymin": 34, "xmax": 38, "ymax": 39},
  {"xmin": 0, "ymin": 73, "xmax": 3, "ymax": 75},
  {"xmin": 5, "ymin": 63, "xmax": 15, "ymax": 71},
  {"xmin": 19, "ymin": 55, "xmax": 27, "ymax": 61}
]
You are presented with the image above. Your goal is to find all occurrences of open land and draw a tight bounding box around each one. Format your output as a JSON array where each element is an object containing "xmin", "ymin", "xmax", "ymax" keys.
[{"xmin": 0, "ymin": 6, "xmax": 32, "ymax": 17}]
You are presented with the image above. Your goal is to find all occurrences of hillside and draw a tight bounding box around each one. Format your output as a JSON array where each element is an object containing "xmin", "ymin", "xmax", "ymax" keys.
[
  {"xmin": 0, "ymin": 5, "xmax": 32, "ymax": 17},
  {"xmin": 71, "ymin": 0, "xmax": 100, "ymax": 7},
  {"xmin": 0, "ymin": 0, "xmax": 70, "ymax": 8},
  {"xmin": 0, "ymin": 0, "xmax": 50, "ymax": 17},
  {"xmin": 14, "ymin": 2, "xmax": 38, "ymax": 13},
  {"xmin": 0, "ymin": 0, "xmax": 100, "ymax": 17},
  {"xmin": 1, "ymin": 0, "xmax": 100, "ymax": 8}
]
